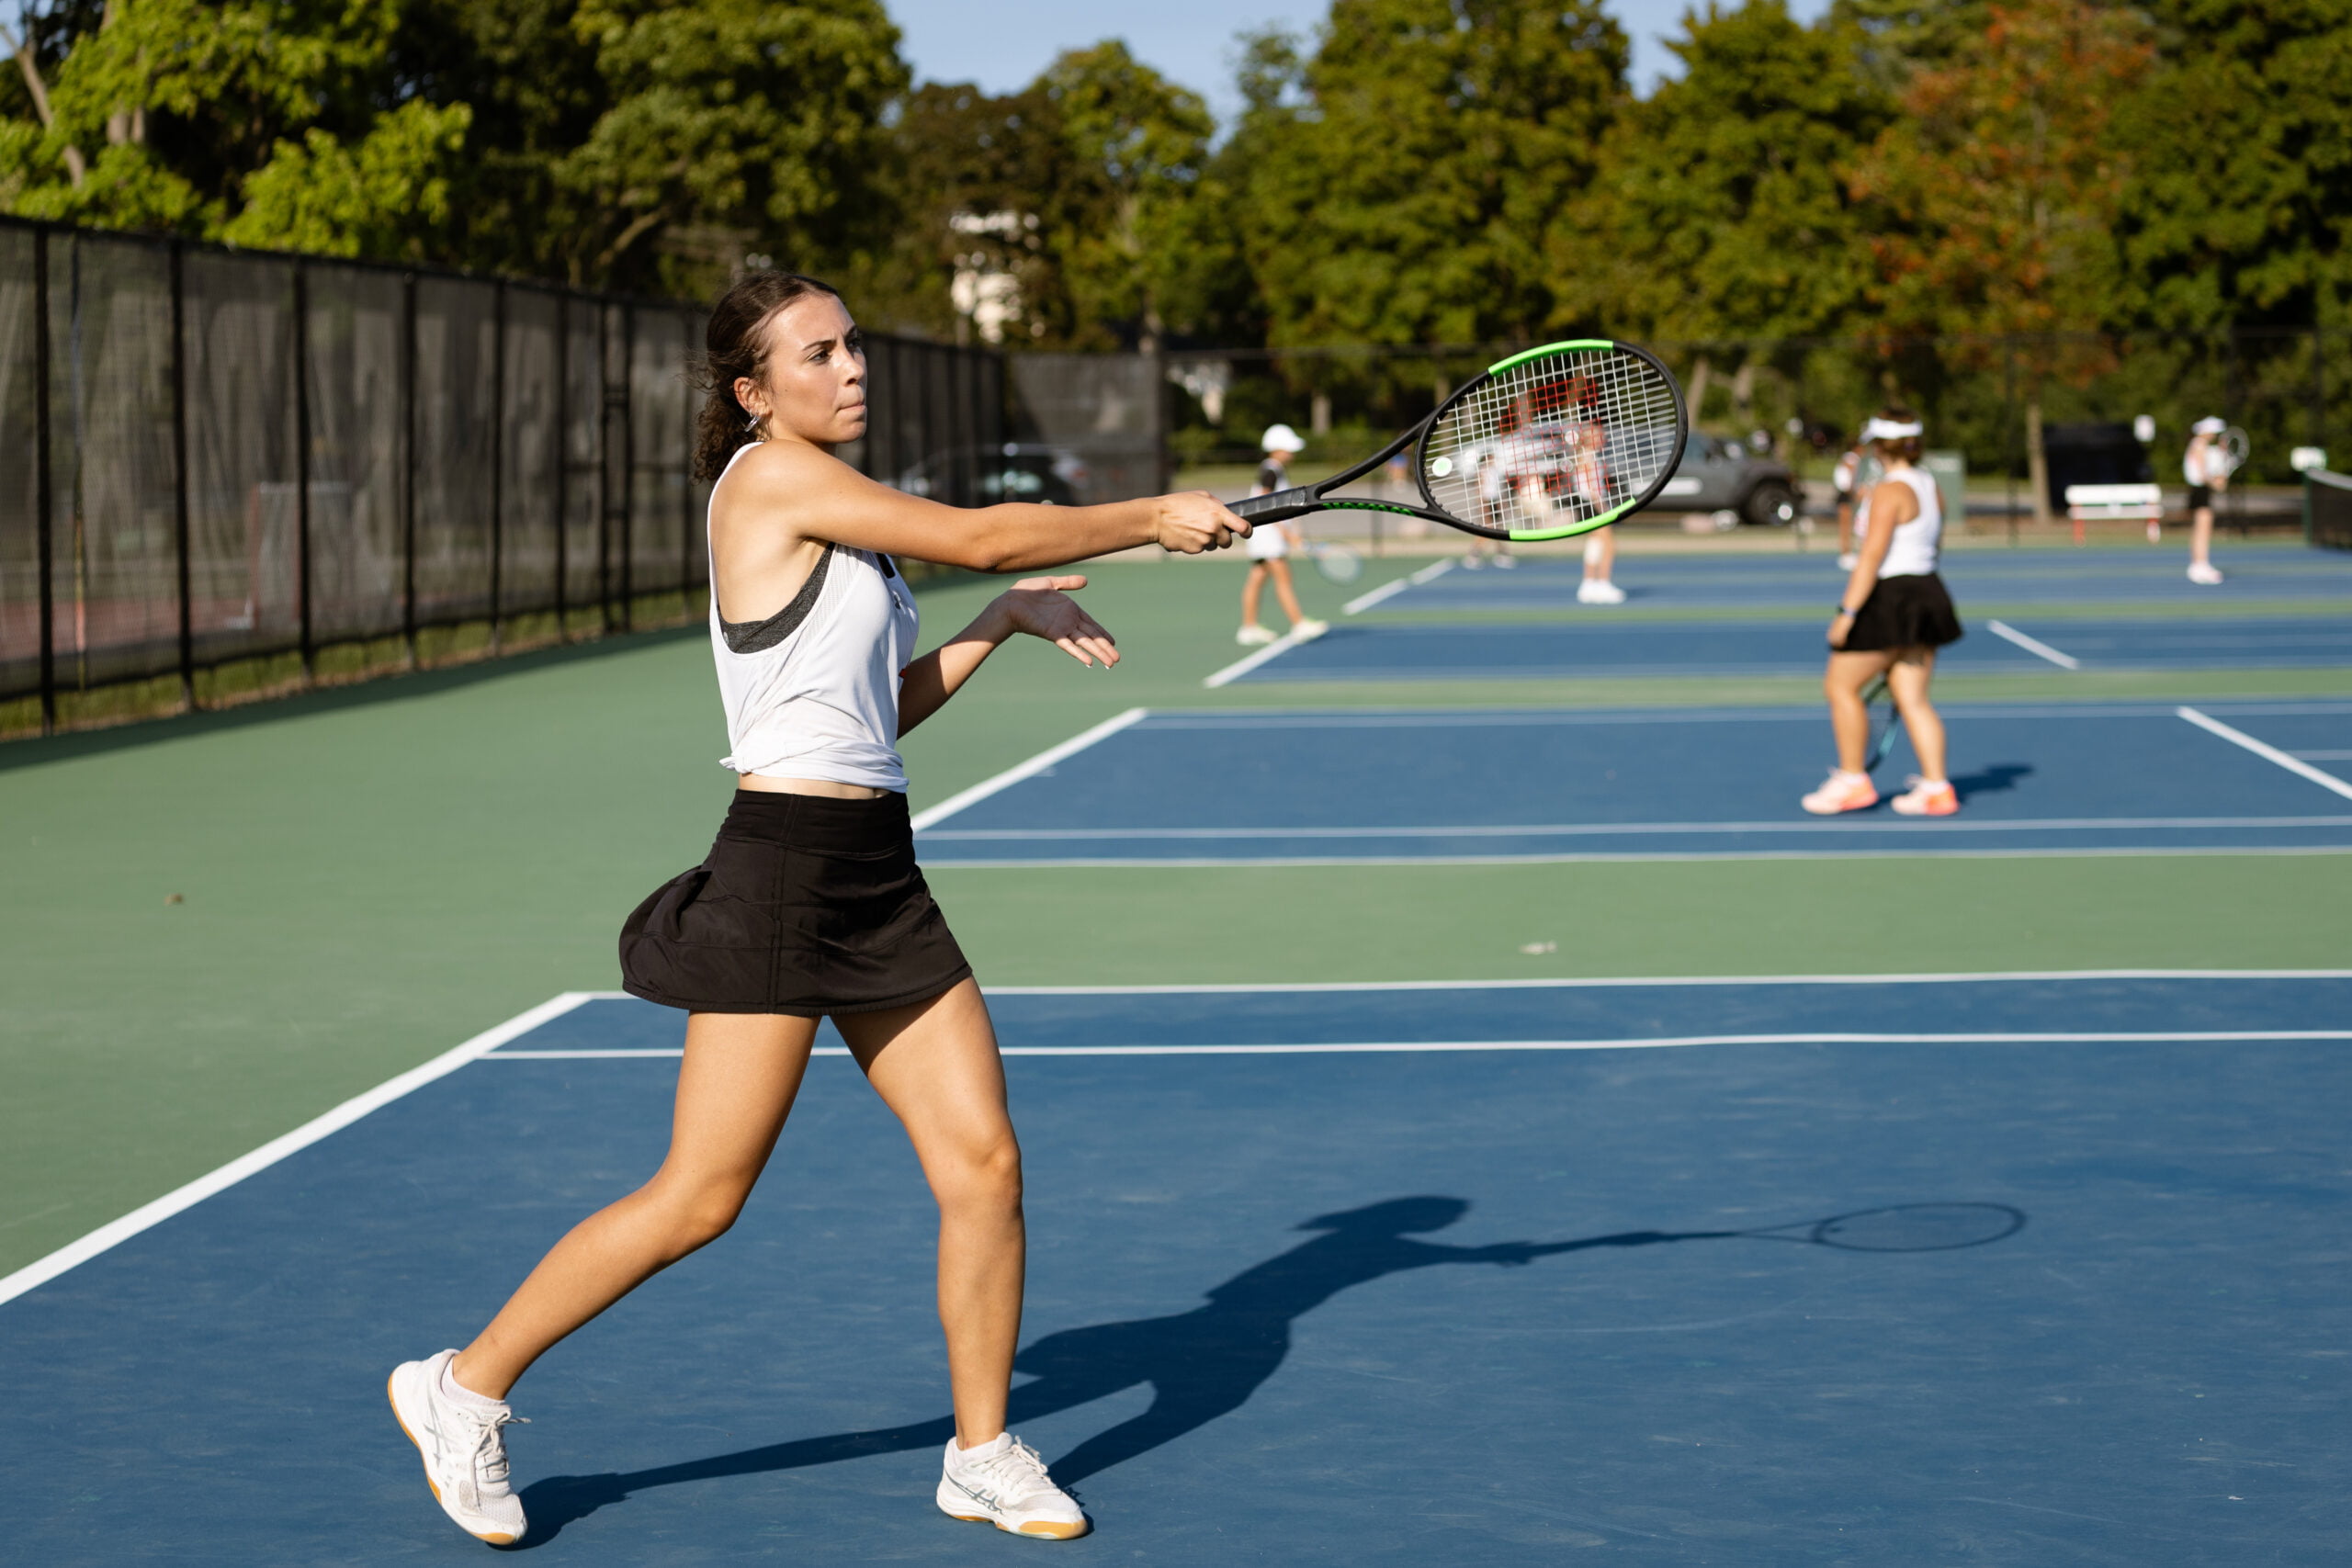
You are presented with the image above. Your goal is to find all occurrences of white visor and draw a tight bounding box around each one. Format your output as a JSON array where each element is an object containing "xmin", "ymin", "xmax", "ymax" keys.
[
  {"xmin": 2191, "ymin": 417, "xmax": 2225, "ymax": 435},
  {"xmin": 1861, "ymin": 418, "xmax": 1924, "ymax": 442}
]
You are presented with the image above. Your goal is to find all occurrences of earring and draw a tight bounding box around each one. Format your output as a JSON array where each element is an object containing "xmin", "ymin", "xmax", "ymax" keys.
[{"xmin": 744, "ymin": 411, "xmax": 761, "ymax": 433}]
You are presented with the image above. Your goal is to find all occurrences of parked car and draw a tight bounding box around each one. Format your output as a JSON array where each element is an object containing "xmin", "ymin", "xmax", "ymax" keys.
[
  {"xmin": 896, "ymin": 444, "xmax": 1089, "ymax": 506},
  {"xmin": 1655, "ymin": 433, "xmax": 1802, "ymax": 525}
]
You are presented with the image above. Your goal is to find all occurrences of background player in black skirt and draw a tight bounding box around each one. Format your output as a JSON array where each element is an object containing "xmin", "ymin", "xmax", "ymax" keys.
[{"xmin": 1803, "ymin": 410, "xmax": 1964, "ymax": 818}]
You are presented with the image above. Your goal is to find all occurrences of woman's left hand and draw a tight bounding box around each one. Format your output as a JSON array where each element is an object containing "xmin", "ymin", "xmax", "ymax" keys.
[
  {"xmin": 1828, "ymin": 611, "xmax": 1853, "ymax": 649},
  {"xmin": 992, "ymin": 576, "xmax": 1120, "ymax": 668}
]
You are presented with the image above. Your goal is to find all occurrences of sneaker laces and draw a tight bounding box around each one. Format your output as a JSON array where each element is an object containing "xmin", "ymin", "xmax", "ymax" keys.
[
  {"xmin": 961, "ymin": 1437, "xmax": 1057, "ymax": 1505},
  {"xmin": 451, "ymin": 1405, "xmax": 527, "ymax": 1506}
]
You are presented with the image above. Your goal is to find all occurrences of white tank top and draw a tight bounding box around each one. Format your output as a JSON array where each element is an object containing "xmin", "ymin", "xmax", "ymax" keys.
[
  {"xmin": 707, "ymin": 444, "xmax": 919, "ymax": 792},
  {"xmin": 1854, "ymin": 468, "xmax": 1943, "ymax": 579}
]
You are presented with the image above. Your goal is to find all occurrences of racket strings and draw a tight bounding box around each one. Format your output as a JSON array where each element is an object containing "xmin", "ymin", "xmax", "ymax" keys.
[{"xmin": 1422, "ymin": 349, "xmax": 1680, "ymax": 535}]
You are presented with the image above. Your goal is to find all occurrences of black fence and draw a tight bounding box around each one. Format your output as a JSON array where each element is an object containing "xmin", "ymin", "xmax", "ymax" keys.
[{"xmin": 0, "ymin": 219, "xmax": 1004, "ymax": 733}]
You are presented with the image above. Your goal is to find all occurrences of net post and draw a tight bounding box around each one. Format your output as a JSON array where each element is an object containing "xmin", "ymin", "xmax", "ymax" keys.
[
  {"xmin": 169, "ymin": 238, "xmax": 196, "ymax": 712},
  {"xmin": 489, "ymin": 278, "xmax": 506, "ymax": 653},
  {"xmin": 401, "ymin": 269, "xmax": 419, "ymax": 667},
  {"xmin": 553, "ymin": 291, "xmax": 570, "ymax": 644},
  {"xmin": 292, "ymin": 258, "xmax": 313, "ymax": 681},
  {"xmin": 33, "ymin": 226, "xmax": 56, "ymax": 735}
]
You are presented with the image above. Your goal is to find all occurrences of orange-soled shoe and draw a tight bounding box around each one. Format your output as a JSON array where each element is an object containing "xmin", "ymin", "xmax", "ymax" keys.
[
  {"xmin": 1800, "ymin": 769, "xmax": 1878, "ymax": 816},
  {"xmin": 1890, "ymin": 776, "xmax": 1959, "ymax": 816}
]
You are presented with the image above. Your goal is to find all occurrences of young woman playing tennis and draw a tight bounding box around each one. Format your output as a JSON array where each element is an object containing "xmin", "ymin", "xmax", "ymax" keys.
[
  {"xmin": 1803, "ymin": 409, "xmax": 1964, "ymax": 817},
  {"xmin": 389, "ymin": 270, "xmax": 1247, "ymax": 1547}
]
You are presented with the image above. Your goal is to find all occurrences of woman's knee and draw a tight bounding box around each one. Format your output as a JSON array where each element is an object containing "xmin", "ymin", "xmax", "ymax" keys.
[
  {"xmin": 640, "ymin": 1176, "xmax": 755, "ymax": 1255},
  {"xmin": 934, "ymin": 1132, "xmax": 1023, "ymax": 1214}
]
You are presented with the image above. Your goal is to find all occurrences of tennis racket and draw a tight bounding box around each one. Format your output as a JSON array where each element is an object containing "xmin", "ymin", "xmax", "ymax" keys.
[
  {"xmin": 1307, "ymin": 541, "xmax": 1363, "ymax": 585},
  {"xmin": 1859, "ymin": 672, "xmax": 1902, "ymax": 771},
  {"xmin": 2221, "ymin": 426, "xmax": 2249, "ymax": 476},
  {"xmin": 1233, "ymin": 341, "xmax": 1688, "ymax": 542},
  {"xmin": 1686, "ymin": 1202, "xmax": 2025, "ymax": 1253}
]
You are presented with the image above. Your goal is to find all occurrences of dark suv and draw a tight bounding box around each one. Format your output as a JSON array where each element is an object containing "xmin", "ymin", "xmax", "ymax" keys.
[
  {"xmin": 896, "ymin": 444, "xmax": 1088, "ymax": 506},
  {"xmin": 1654, "ymin": 433, "xmax": 1802, "ymax": 526}
]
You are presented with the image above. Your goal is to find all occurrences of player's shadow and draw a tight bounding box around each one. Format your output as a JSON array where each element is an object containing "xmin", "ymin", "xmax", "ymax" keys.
[
  {"xmin": 1950, "ymin": 762, "xmax": 2033, "ymax": 801},
  {"xmin": 510, "ymin": 1194, "xmax": 2008, "ymax": 1546}
]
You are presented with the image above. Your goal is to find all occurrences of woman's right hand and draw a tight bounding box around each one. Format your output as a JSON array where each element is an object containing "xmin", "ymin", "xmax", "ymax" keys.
[{"xmin": 1153, "ymin": 491, "xmax": 1249, "ymax": 554}]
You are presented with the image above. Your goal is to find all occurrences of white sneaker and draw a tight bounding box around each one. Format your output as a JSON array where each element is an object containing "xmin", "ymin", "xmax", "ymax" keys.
[
  {"xmin": 1235, "ymin": 624, "xmax": 1277, "ymax": 646},
  {"xmin": 1461, "ymin": 553, "xmax": 1486, "ymax": 570},
  {"xmin": 1292, "ymin": 617, "xmax": 1330, "ymax": 640},
  {"xmin": 1492, "ymin": 554, "xmax": 1517, "ymax": 570},
  {"xmin": 388, "ymin": 1350, "xmax": 529, "ymax": 1545},
  {"xmin": 1577, "ymin": 579, "xmax": 1625, "ymax": 605},
  {"xmin": 1837, "ymin": 552, "xmax": 1860, "ymax": 570},
  {"xmin": 2188, "ymin": 562, "xmax": 2224, "ymax": 585},
  {"xmin": 937, "ymin": 1433, "xmax": 1089, "ymax": 1540}
]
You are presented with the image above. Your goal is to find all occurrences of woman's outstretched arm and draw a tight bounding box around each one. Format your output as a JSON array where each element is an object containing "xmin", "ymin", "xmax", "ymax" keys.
[
  {"xmin": 899, "ymin": 577, "xmax": 1112, "ymax": 737},
  {"xmin": 726, "ymin": 441, "xmax": 1242, "ymax": 572}
]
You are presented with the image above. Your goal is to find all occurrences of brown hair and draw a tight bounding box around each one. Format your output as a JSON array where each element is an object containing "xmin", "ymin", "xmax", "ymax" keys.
[
  {"xmin": 1873, "ymin": 404, "xmax": 1924, "ymax": 465},
  {"xmin": 692, "ymin": 269, "xmax": 843, "ymax": 481}
]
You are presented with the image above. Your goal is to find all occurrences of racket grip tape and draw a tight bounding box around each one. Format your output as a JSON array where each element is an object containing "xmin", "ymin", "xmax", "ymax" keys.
[{"xmin": 1231, "ymin": 488, "xmax": 1317, "ymax": 523}]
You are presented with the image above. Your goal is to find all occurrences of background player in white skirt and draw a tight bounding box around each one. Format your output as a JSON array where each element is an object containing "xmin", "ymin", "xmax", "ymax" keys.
[
  {"xmin": 2182, "ymin": 416, "xmax": 2231, "ymax": 585},
  {"xmin": 1235, "ymin": 423, "xmax": 1330, "ymax": 645}
]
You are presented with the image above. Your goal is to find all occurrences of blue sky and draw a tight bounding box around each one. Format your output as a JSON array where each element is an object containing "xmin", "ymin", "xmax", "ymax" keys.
[{"xmin": 886, "ymin": 0, "xmax": 1833, "ymax": 118}]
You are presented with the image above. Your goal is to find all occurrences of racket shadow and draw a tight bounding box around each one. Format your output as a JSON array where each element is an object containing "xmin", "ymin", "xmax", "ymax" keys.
[{"xmin": 512, "ymin": 1195, "xmax": 2024, "ymax": 1545}]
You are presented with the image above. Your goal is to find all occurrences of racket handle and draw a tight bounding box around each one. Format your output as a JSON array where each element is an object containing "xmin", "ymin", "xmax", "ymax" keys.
[{"xmin": 1232, "ymin": 488, "xmax": 1317, "ymax": 523}]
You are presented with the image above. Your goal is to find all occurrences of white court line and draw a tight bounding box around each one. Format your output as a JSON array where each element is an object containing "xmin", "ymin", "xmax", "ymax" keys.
[
  {"xmin": 922, "ymin": 814, "xmax": 2352, "ymax": 841},
  {"xmin": 1986, "ymin": 619, "xmax": 2083, "ymax": 669},
  {"xmin": 920, "ymin": 843, "xmax": 2352, "ymax": 870},
  {"xmin": 1341, "ymin": 557, "xmax": 1454, "ymax": 615},
  {"xmin": 1202, "ymin": 626, "xmax": 1320, "ymax": 688},
  {"xmin": 2297, "ymin": 750, "xmax": 2352, "ymax": 761},
  {"xmin": 484, "ymin": 1030, "xmax": 2352, "ymax": 1061},
  {"xmin": 906, "ymin": 707, "xmax": 1147, "ymax": 830},
  {"xmin": 0, "ymin": 991, "xmax": 600, "ymax": 1308},
  {"xmin": 2178, "ymin": 705, "xmax": 2352, "ymax": 801}
]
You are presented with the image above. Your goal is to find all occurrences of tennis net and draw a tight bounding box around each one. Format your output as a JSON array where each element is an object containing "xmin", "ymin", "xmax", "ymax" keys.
[{"xmin": 2306, "ymin": 469, "xmax": 2352, "ymax": 551}]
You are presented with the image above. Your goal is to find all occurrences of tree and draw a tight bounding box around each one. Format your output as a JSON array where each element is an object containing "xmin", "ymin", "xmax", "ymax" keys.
[
  {"xmin": 2116, "ymin": 0, "xmax": 2352, "ymax": 341},
  {"xmin": 1238, "ymin": 0, "xmax": 1629, "ymax": 355},
  {"xmin": 1575, "ymin": 0, "xmax": 1890, "ymax": 421},
  {"xmin": 1035, "ymin": 40, "xmax": 1214, "ymax": 351},
  {"xmin": 1847, "ymin": 0, "xmax": 2153, "ymax": 516},
  {"xmin": 557, "ymin": 0, "xmax": 909, "ymax": 297}
]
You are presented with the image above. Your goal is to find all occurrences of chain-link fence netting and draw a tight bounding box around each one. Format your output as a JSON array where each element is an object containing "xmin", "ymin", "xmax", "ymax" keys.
[
  {"xmin": 2308, "ymin": 471, "xmax": 2352, "ymax": 551},
  {"xmin": 1007, "ymin": 354, "xmax": 1165, "ymax": 506},
  {"xmin": 2, "ymin": 219, "xmax": 1007, "ymax": 731}
]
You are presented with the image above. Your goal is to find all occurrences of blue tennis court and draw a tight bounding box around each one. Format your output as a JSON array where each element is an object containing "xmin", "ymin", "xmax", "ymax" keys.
[
  {"xmin": 5, "ymin": 977, "xmax": 2348, "ymax": 1565},
  {"xmin": 1231, "ymin": 615, "xmax": 2352, "ymax": 682},
  {"xmin": 1358, "ymin": 546, "xmax": 2352, "ymax": 614},
  {"xmin": 914, "ymin": 704, "xmax": 2352, "ymax": 863}
]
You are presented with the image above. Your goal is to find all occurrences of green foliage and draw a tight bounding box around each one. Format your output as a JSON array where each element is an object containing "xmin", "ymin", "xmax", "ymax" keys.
[
  {"xmin": 1575, "ymin": 1, "xmax": 1891, "ymax": 343},
  {"xmin": 1236, "ymin": 0, "xmax": 1629, "ymax": 352},
  {"xmin": 221, "ymin": 99, "xmax": 473, "ymax": 259}
]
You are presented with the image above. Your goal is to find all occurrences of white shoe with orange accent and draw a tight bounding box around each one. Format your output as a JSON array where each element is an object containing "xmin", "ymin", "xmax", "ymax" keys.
[
  {"xmin": 1800, "ymin": 769, "xmax": 1878, "ymax": 816},
  {"xmin": 938, "ymin": 1433, "xmax": 1090, "ymax": 1540},
  {"xmin": 2187, "ymin": 561, "xmax": 2224, "ymax": 585},
  {"xmin": 389, "ymin": 1350, "xmax": 528, "ymax": 1545},
  {"xmin": 1890, "ymin": 776, "xmax": 1960, "ymax": 816}
]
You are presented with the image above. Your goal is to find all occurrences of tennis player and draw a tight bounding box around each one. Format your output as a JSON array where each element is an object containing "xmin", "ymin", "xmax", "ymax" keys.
[
  {"xmin": 1830, "ymin": 434, "xmax": 1881, "ymax": 570},
  {"xmin": 1803, "ymin": 409, "xmax": 1963, "ymax": 817},
  {"xmin": 388, "ymin": 270, "xmax": 1246, "ymax": 1548},
  {"xmin": 2183, "ymin": 416, "xmax": 2229, "ymax": 584},
  {"xmin": 1236, "ymin": 423, "xmax": 1329, "ymax": 644}
]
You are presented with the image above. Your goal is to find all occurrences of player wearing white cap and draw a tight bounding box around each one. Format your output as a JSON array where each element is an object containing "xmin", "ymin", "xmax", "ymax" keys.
[
  {"xmin": 2182, "ymin": 416, "xmax": 2231, "ymax": 584},
  {"xmin": 1235, "ymin": 423, "xmax": 1330, "ymax": 645}
]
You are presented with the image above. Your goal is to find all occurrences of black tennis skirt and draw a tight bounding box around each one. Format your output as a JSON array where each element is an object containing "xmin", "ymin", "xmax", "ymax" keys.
[
  {"xmin": 618, "ymin": 790, "xmax": 971, "ymax": 1017},
  {"xmin": 1842, "ymin": 571, "xmax": 1964, "ymax": 652}
]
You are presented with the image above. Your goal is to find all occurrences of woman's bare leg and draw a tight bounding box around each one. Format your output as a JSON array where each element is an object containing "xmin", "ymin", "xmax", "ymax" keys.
[
  {"xmin": 1240, "ymin": 563, "xmax": 1267, "ymax": 626},
  {"xmin": 1583, "ymin": 526, "xmax": 1616, "ymax": 581},
  {"xmin": 2191, "ymin": 503, "xmax": 2216, "ymax": 570},
  {"xmin": 451, "ymin": 1012, "xmax": 818, "ymax": 1397},
  {"xmin": 1268, "ymin": 558, "xmax": 1307, "ymax": 626},
  {"xmin": 836, "ymin": 979, "xmax": 1023, "ymax": 1449},
  {"xmin": 1886, "ymin": 648, "xmax": 1947, "ymax": 782},
  {"xmin": 1824, "ymin": 649, "xmax": 1894, "ymax": 773}
]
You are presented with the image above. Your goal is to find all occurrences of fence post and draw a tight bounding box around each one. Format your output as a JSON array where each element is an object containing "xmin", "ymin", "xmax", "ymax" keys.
[
  {"xmin": 33, "ymin": 228, "xmax": 55, "ymax": 734},
  {"xmin": 679, "ymin": 307, "xmax": 695, "ymax": 606},
  {"xmin": 169, "ymin": 240, "xmax": 195, "ymax": 711},
  {"xmin": 401, "ymin": 270, "xmax": 418, "ymax": 664},
  {"xmin": 553, "ymin": 292, "xmax": 570, "ymax": 644},
  {"xmin": 292, "ymin": 259, "xmax": 313, "ymax": 679},
  {"xmin": 616, "ymin": 303, "xmax": 635, "ymax": 631},
  {"xmin": 595, "ymin": 304, "xmax": 613, "ymax": 633},
  {"xmin": 489, "ymin": 278, "xmax": 506, "ymax": 652}
]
